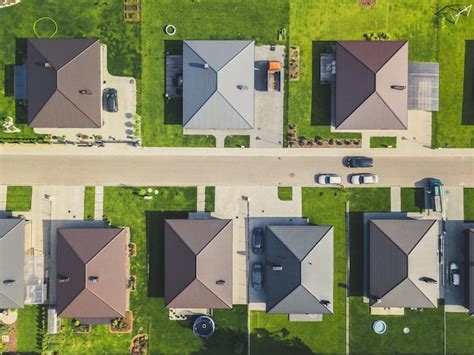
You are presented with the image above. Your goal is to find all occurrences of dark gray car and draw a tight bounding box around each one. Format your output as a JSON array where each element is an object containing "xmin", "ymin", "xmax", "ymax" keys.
[
  {"xmin": 345, "ymin": 156, "xmax": 373, "ymax": 168},
  {"xmin": 252, "ymin": 228, "xmax": 264, "ymax": 254},
  {"xmin": 104, "ymin": 88, "xmax": 118, "ymax": 112},
  {"xmin": 252, "ymin": 263, "xmax": 263, "ymax": 290}
]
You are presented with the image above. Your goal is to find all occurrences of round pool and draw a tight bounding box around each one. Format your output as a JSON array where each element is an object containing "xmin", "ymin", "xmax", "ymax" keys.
[{"xmin": 372, "ymin": 320, "xmax": 387, "ymax": 335}]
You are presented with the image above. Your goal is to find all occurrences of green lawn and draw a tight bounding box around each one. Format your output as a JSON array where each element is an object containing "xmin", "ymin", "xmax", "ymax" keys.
[
  {"xmin": 141, "ymin": 0, "xmax": 289, "ymax": 146},
  {"xmin": 6, "ymin": 186, "xmax": 32, "ymax": 211},
  {"xmin": 401, "ymin": 187, "xmax": 425, "ymax": 213},
  {"xmin": 465, "ymin": 188, "xmax": 474, "ymax": 221},
  {"xmin": 224, "ymin": 135, "xmax": 250, "ymax": 148},
  {"xmin": 45, "ymin": 186, "xmax": 246, "ymax": 354},
  {"xmin": 0, "ymin": 0, "xmax": 139, "ymax": 140},
  {"xmin": 289, "ymin": 0, "xmax": 474, "ymax": 147},
  {"xmin": 446, "ymin": 312, "xmax": 474, "ymax": 353},
  {"xmin": 277, "ymin": 186, "xmax": 293, "ymax": 201},
  {"xmin": 83, "ymin": 186, "xmax": 95, "ymax": 221},
  {"xmin": 205, "ymin": 186, "xmax": 215, "ymax": 212},
  {"xmin": 370, "ymin": 136, "xmax": 397, "ymax": 148},
  {"xmin": 17, "ymin": 306, "xmax": 45, "ymax": 353}
]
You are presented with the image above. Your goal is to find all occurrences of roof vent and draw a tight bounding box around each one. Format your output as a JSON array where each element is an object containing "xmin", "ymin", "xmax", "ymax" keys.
[
  {"xmin": 79, "ymin": 89, "xmax": 92, "ymax": 95},
  {"xmin": 44, "ymin": 62, "xmax": 51, "ymax": 68},
  {"xmin": 58, "ymin": 276, "xmax": 70, "ymax": 283},
  {"xmin": 272, "ymin": 265, "xmax": 283, "ymax": 271},
  {"xmin": 89, "ymin": 276, "xmax": 99, "ymax": 283},
  {"xmin": 419, "ymin": 277, "xmax": 437, "ymax": 284},
  {"xmin": 216, "ymin": 280, "xmax": 226, "ymax": 285},
  {"xmin": 203, "ymin": 63, "xmax": 209, "ymax": 69},
  {"xmin": 391, "ymin": 85, "xmax": 406, "ymax": 91},
  {"xmin": 3, "ymin": 279, "xmax": 15, "ymax": 285},
  {"xmin": 320, "ymin": 299, "xmax": 330, "ymax": 306},
  {"xmin": 237, "ymin": 85, "xmax": 248, "ymax": 90}
]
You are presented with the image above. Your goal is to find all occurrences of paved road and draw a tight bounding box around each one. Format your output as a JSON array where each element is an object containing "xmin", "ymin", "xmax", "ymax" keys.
[{"xmin": 1, "ymin": 147, "xmax": 472, "ymax": 187}]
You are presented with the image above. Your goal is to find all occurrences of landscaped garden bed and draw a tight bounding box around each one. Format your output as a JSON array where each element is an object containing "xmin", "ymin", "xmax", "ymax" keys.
[
  {"xmin": 130, "ymin": 334, "xmax": 148, "ymax": 354},
  {"xmin": 289, "ymin": 46, "xmax": 300, "ymax": 81},
  {"xmin": 71, "ymin": 320, "xmax": 91, "ymax": 334},
  {"xmin": 128, "ymin": 276, "xmax": 136, "ymax": 292},
  {"xmin": 128, "ymin": 243, "xmax": 137, "ymax": 257},
  {"xmin": 288, "ymin": 124, "xmax": 361, "ymax": 148},
  {"xmin": 109, "ymin": 311, "xmax": 133, "ymax": 334}
]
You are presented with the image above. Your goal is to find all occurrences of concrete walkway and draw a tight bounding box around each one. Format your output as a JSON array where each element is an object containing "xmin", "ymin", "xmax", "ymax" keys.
[
  {"xmin": 390, "ymin": 187, "xmax": 401, "ymax": 212},
  {"xmin": 94, "ymin": 186, "xmax": 104, "ymax": 220},
  {"xmin": 197, "ymin": 186, "xmax": 206, "ymax": 212},
  {"xmin": 0, "ymin": 185, "xmax": 6, "ymax": 210}
]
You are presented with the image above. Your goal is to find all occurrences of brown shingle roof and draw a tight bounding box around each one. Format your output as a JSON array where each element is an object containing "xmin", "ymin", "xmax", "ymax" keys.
[
  {"xmin": 335, "ymin": 41, "xmax": 408, "ymax": 130},
  {"xmin": 56, "ymin": 228, "xmax": 127, "ymax": 321},
  {"xmin": 164, "ymin": 219, "xmax": 233, "ymax": 309},
  {"xmin": 27, "ymin": 38, "xmax": 101, "ymax": 128}
]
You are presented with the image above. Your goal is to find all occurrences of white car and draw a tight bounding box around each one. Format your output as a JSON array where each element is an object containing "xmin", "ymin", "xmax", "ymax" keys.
[
  {"xmin": 350, "ymin": 173, "xmax": 379, "ymax": 185},
  {"xmin": 317, "ymin": 174, "xmax": 342, "ymax": 185},
  {"xmin": 450, "ymin": 262, "xmax": 460, "ymax": 286}
]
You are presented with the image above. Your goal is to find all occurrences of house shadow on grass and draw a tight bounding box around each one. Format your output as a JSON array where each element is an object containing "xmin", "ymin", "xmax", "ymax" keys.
[
  {"xmin": 348, "ymin": 212, "xmax": 365, "ymax": 297},
  {"xmin": 311, "ymin": 41, "xmax": 332, "ymax": 127},
  {"xmin": 164, "ymin": 40, "xmax": 183, "ymax": 125},
  {"xmin": 146, "ymin": 211, "xmax": 188, "ymax": 298},
  {"xmin": 462, "ymin": 40, "xmax": 474, "ymax": 125},
  {"xmin": 4, "ymin": 64, "xmax": 14, "ymax": 97}
]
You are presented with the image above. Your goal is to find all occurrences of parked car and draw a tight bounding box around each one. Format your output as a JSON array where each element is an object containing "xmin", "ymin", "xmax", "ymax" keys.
[
  {"xmin": 252, "ymin": 263, "xmax": 263, "ymax": 290},
  {"xmin": 345, "ymin": 156, "xmax": 373, "ymax": 168},
  {"xmin": 450, "ymin": 262, "xmax": 460, "ymax": 286},
  {"xmin": 252, "ymin": 228, "xmax": 264, "ymax": 254},
  {"xmin": 350, "ymin": 173, "xmax": 379, "ymax": 185},
  {"xmin": 104, "ymin": 88, "xmax": 118, "ymax": 112},
  {"xmin": 317, "ymin": 174, "xmax": 342, "ymax": 185}
]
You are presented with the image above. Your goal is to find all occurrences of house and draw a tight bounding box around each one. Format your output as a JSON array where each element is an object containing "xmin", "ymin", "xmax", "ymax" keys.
[
  {"xmin": 335, "ymin": 41, "xmax": 408, "ymax": 130},
  {"xmin": 164, "ymin": 219, "xmax": 233, "ymax": 309},
  {"xmin": 182, "ymin": 40, "xmax": 254, "ymax": 130},
  {"xmin": 265, "ymin": 225, "xmax": 333, "ymax": 319},
  {"xmin": 465, "ymin": 229, "xmax": 474, "ymax": 315},
  {"xmin": 368, "ymin": 219, "xmax": 439, "ymax": 308},
  {"xmin": 26, "ymin": 38, "xmax": 102, "ymax": 128},
  {"xmin": 56, "ymin": 228, "xmax": 127, "ymax": 323},
  {"xmin": 0, "ymin": 218, "xmax": 25, "ymax": 309}
]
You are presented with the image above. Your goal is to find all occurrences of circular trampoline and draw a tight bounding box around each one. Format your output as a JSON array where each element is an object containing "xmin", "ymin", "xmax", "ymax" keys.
[
  {"xmin": 372, "ymin": 320, "xmax": 387, "ymax": 335},
  {"xmin": 164, "ymin": 24, "xmax": 177, "ymax": 36},
  {"xmin": 193, "ymin": 316, "xmax": 215, "ymax": 339}
]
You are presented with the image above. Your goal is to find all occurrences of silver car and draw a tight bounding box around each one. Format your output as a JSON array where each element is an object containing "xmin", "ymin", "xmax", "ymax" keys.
[
  {"xmin": 317, "ymin": 174, "xmax": 342, "ymax": 185},
  {"xmin": 350, "ymin": 173, "xmax": 379, "ymax": 185}
]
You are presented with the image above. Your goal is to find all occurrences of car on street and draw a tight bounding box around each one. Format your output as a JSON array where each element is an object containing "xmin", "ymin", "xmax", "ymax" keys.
[
  {"xmin": 317, "ymin": 173, "xmax": 342, "ymax": 185},
  {"xmin": 345, "ymin": 156, "xmax": 373, "ymax": 168},
  {"xmin": 252, "ymin": 228, "xmax": 264, "ymax": 254},
  {"xmin": 252, "ymin": 263, "xmax": 263, "ymax": 290},
  {"xmin": 450, "ymin": 262, "xmax": 460, "ymax": 286},
  {"xmin": 104, "ymin": 88, "xmax": 118, "ymax": 112},
  {"xmin": 350, "ymin": 173, "xmax": 379, "ymax": 185}
]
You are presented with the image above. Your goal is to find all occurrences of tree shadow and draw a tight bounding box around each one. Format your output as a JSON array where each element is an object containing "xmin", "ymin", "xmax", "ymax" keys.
[
  {"xmin": 311, "ymin": 41, "xmax": 333, "ymax": 127},
  {"xmin": 4, "ymin": 65, "xmax": 14, "ymax": 97},
  {"xmin": 146, "ymin": 211, "xmax": 188, "ymax": 298},
  {"xmin": 164, "ymin": 40, "xmax": 183, "ymax": 125},
  {"xmin": 462, "ymin": 40, "xmax": 474, "ymax": 125}
]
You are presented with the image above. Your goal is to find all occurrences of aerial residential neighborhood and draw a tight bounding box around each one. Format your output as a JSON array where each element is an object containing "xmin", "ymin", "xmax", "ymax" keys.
[{"xmin": 0, "ymin": 0, "xmax": 473, "ymax": 354}]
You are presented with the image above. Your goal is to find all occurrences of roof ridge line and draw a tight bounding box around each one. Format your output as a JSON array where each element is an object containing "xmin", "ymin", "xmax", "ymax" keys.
[
  {"xmin": 167, "ymin": 220, "xmax": 202, "ymax": 258},
  {"xmin": 195, "ymin": 278, "xmax": 231, "ymax": 307},
  {"xmin": 215, "ymin": 40, "xmax": 254, "ymax": 72},
  {"xmin": 407, "ymin": 219, "xmax": 437, "ymax": 255},
  {"xmin": 0, "ymin": 291, "xmax": 22, "ymax": 308},
  {"xmin": 374, "ymin": 41, "xmax": 407, "ymax": 74},
  {"xmin": 196, "ymin": 219, "xmax": 232, "ymax": 254},
  {"xmin": 0, "ymin": 218, "xmax": 22, "ymax": 240},
  {"xmin": 404, "ymin": 277, "xmax": 437, "ymax": 307},
  {"xmin": 85, "ymin": 281, "xmax": 124, "ymax": 317},
  {"xmin": 56, "ymin": 40, "xmax": 99, "ymax": 71},
  {"xmin": 55, "ymin": 89, "xmax": 100, "ymax": 128},
  {"xmin": 214, "ymin": 91, "xmax": 253, "ymax": 128},
  {"xmin": 86, "ymin": 228, "xmax": 125, "ymax": 264},
  {"xmin": 374, "ymin": 92, "xmax": 407, "ymax": 129},
  {"xmin": 29, "ymin": 40, "xmax": 59, "ymax": 71},
  {"xmin": 300, "ymin": 226, "xmax": 332, "ymax": 260},
  {"xmin": 340, "ymin": 43, "xmax": 377, "ymax": 75}
]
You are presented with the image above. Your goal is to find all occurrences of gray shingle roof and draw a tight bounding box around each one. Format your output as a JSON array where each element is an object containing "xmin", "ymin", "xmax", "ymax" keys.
[
  {"xmin": 265, "ymin": 225, "xmax": 333, "ymax": 314},
  {"xmin": 465, "ymin": 229, "xmax": 474, "ymax": 315},
  {"xmin": 369, "ymin": 219, "xmax": 439, "ymax": 308},
  {"xmin": 183, "ymin": 40, "xmax": 254, "ymax": 129},
  {"xmin": 335, "ymin": 41, "xmax": 408, "ymax": 130},
  {"xmin": 0, "ymin": 218, "xmax": 25, "ymax": 309}
]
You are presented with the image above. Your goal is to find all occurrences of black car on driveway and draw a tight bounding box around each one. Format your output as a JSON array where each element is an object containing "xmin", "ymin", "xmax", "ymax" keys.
[
  {"xmin": 103, "ymin": 88, "xmax": 118, "ymax": 112},
  {"xmin": 344, "ymin": 156, "xmax": 373, "ymax": 168},
  {"xmin": 252, "ymin": 228, "xmax": 264, "ymax": 254},
  {"xmin": 252, "ymin": 263, "xmax": 263, "ymax": 290}
]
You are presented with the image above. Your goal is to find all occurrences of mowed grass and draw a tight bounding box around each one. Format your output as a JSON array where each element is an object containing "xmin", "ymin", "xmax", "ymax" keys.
[
  {"xmin": 0, "ymin": 0, "xmax": 139, "ymax": 139},
  {"xmin": 6, "ymin": 186, "xmax": 32, "ymax": 211},
  {"xmin": 446, "ymin": 312, "xmax": 474, "ymax": 353},
  {"xmin": 83, "ymin": 186, "xmax": 95, "ymax": 221},
  {"xmin": 370, "ymin": 136, "xmax": 397, "ymax": 148},
  {"xmin": 224, "ymin": 135, "xmax": 250, "ymax": 148},
  {"xmin": 16, "ymin": 305, "xmax": 45, "ymax": 353},
  {"xmin": 205, "ymin": 186, "xmax": 215, "ymax": 212},
  {"xmin": 277, "ymin": 186, "xmax": 293, "ymax": 201},
  {"xmin": 465, "ymin": 188, "xmax": 474, "ymax": 221},
  {"xmin": 401, "ymin": 187, "xmax": 425, "ymax": 213},
  {"xmin": 141, "ymin": 0, "xmax": 289, "ymax": 146},
  {"xmin": 289, "ymin": 0, "xmax": 474, "ymax": 147}
]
